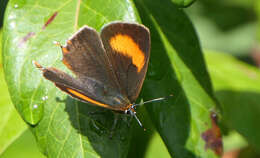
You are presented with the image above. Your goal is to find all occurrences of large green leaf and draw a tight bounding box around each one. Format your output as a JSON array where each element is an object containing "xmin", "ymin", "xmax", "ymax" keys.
[
  {"xmin": 0, "ymin": 29, "xmax": 27, "ymax": 155},
  {"xmin": 134, "ymin": 0, "xmax": 221, "ymax": 157},
  {"xmin": 205, "ymin": 51, "xmax": 260, "ymax": 152},
  {"xmin": 3, "ymin": 0, "xmax": 140, "ymax": 157}
]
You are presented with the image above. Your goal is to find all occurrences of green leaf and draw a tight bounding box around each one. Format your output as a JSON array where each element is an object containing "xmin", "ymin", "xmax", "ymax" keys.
[
  {"xmin": 223, "ymin": 131, "xmax": 248, "ymax": 152},
  {"xmin": 256, "ymin": 0, "xmax": 260, "ymax": 42},
  {"xmin": 170, "ymin": 0, "xmax": 195, "ymax": 7},
  {"xmin": 127, "ymin": 106, "xmax": 170, "ymax": 158},
  {"xmin": 0, "ymin": 0, "xmax": 9, "ymax": 28},
  {"xmin": 143, "ymin": 132, "xmax": 171, "ymax": 158},
  {"xmin": 1, "ymin": 130, "xmax": 46, "ymax": 158},
  {"xmin": 0, "ymin": 29, "xmax": 27, "ymax": 155},
  {"xmin": 205, "ymin": 51, "xmax": 260, "ymax": 152},
  {"xmin": 135, "ymin": 0, "xmax": 221, "ymax": 157},
  {"xmin": 3, "ymin": 0, "xmax": 140, "ymax": 157}
]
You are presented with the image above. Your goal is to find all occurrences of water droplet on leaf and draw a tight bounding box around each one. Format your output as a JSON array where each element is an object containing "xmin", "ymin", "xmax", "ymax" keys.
[
  {"xmin": 33, "ymin": 104, "xmax": 38, "ymax": 109},
  {"xmin": 10, "ymin": 22, "xmax": 16, "ymax": 29},
  {"xmin": 42, "ymin": 96, "xmax": 48, "ymax": 101}
]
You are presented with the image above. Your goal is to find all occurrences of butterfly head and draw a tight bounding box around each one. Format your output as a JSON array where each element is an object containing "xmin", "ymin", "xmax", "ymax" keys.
[{"xmin": 124, "ymin": 104, "xmax": 145, "ymax": 130}]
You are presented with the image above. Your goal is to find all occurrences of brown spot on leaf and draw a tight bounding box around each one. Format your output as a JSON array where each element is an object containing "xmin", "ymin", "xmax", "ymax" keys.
[
  {"xmin": 251, "ymin": 45, "xmax": 260, "ymax": 67},
  {"xmin": 18, "ymin": 32, "xmax": 35, "ymax": 47},
  {"xmin": 201, "ymin": 112, "xmax": 223, "ymax": 156},
  {"xmin": 222, "ymin": 149, "xmax": 240, "ymax": 158},
  {"xmin": 42, "ymin": 11, "xmax": 58, "ymax": 30}
]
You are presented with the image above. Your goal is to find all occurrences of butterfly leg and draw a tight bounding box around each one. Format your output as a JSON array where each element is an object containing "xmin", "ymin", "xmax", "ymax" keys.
[{"xmin": 109, "ymin": 113, "xmax": 119, "ymax": 138}]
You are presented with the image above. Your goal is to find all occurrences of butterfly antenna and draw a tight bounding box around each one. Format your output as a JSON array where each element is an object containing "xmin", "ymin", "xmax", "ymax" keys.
[
  {"xmin": 129, "ymin": 108, "xmax": 146, "ymax": 131},
  {"xmin": 135, "ymin": 94, "xmax": 173, "ymax": 106}
]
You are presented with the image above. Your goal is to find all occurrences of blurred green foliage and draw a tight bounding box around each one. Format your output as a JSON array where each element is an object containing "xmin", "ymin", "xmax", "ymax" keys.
[{"xmin": 185, "ymin": 0, "xmax": 257, "ymax": 56}]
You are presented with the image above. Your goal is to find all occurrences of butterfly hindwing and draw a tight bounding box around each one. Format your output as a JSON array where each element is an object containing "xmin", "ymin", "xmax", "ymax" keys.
[
  {"xmin": 39, "ymin": 66, "xmax": 123, "ymax": 111},
  {"xmin": 62, "ymin": 26, "xmax": 120, "ymax": 90}
]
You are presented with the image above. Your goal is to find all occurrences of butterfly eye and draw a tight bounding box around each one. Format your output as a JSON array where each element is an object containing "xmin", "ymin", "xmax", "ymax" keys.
[{"xmin": 125, "ymin": 109, "xmax": 131, "ymax": 115}]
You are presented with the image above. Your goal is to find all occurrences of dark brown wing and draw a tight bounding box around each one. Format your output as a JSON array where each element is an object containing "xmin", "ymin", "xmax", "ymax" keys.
[
  {"xmin": 61, "ymin": 26, "xmax": 118, "ymax": 89},
  {"xmin": 35, "ymin": 26, "xmax": 132, "ymax": 111},
  {"xmin": 100, "ymin": 22, "xmax": 150, "ymax": 102},
  {"xmin": 35, "ymin": 63, "xmax": 129, "ymax": 111}
]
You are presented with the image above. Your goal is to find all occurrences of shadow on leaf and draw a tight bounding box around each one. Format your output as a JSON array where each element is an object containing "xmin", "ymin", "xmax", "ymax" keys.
[{"xmin": 64, "ymin": 97, "xmax": 133, "ymax": 158}]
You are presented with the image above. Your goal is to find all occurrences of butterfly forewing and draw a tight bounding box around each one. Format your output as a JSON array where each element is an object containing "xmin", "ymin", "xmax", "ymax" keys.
[{"xmin": 100, "ymin": 22, "xmax": 150, "ymax": 103}]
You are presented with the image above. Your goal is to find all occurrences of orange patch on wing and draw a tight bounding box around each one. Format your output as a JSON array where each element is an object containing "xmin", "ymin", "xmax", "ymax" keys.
[
  {"xmin": 109, "ymin": 34, "xmax": 145, "ymax": 72},
  {"xmin": 62, "ymin": 47, "xmax": 69, "ymax": 54},
  {"xmin": 67, "ymin": 40, "xmax": 72, "ymax": 45},
  {"xmin": 62, "ymin": 59, "xmax": 72, "ymax": 70},
  {"xmin": 66, "ymin": 88, "xmax": 111, "ymax": 108}
]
